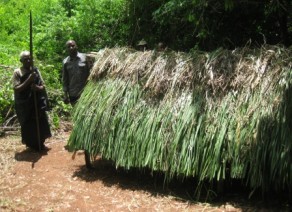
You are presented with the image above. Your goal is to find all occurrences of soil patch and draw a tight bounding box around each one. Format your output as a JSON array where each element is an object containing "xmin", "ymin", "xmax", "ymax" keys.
[{"xmin": 0, "ymin": 130, "xmax": 290, "ymax": 211}]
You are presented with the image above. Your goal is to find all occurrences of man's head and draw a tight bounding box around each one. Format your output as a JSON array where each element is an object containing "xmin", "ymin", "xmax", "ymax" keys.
[
  {"xmin": 66, "ymin": 40, "xmax": 78, "ymax": 57},
  {"xmin": 19, "ymin": 51, "xmax": 31, "ymax": 69}
]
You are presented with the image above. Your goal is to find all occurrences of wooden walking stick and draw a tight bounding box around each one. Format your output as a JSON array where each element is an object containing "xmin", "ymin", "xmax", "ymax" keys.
[{"xmin": 30, "ymin": 11, "xmax": 41, "ymax": 151}]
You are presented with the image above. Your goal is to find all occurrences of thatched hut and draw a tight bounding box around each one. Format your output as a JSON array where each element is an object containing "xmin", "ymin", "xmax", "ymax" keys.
[{"xmin": 69, "ymin": 45, "xmax": 292, "ymax": 196}]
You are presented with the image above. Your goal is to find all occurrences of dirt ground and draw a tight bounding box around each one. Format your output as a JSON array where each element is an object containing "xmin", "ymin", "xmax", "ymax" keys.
[{"xmin": 0, "ymin": 128, "xmax": 290, "ymax": 212}]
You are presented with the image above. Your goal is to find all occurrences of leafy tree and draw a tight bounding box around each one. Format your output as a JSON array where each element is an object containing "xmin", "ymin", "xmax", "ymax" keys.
[
  {"xmin": 73, "ymin": 0, "xmax": 130, "ymax": 50},
  {"xmin": 128, "ymin": 0, "xmax": 291, "ymax": 50},
  {"xmin": 60, "ymin": 0, "xmax": 81, "ymax": 17}
]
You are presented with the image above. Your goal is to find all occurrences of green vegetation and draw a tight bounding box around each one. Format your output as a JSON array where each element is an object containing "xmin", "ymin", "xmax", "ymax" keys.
[
  {"xmin": 0, "ymin": 0, "xmax": 130, "ymax": 126},
  {"xmin": 69, "ymin": 46, "xmax": 291, "ymax": 197},
  {"xmin": 0, "ymin": 0, "xmax": 291, "ymax": 197}
]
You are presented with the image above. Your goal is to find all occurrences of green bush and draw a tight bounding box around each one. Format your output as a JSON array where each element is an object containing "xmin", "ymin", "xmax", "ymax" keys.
[{"xmin": 0, "ymin": 67, "xmax": 14, "ymax": 125}]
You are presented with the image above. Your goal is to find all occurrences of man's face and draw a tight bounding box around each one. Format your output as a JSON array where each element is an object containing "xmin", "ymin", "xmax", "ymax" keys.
[
  {"xmin": 66, "ymin": 41, "xmax": 78, "ymax": 57},
  {"xmin": 21, "ymin": 54, "xmax": 31, "ymax": 69}
]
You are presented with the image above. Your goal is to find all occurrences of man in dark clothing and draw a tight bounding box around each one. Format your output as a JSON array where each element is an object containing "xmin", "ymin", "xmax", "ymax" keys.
[
  {"xmin": 62, "ymin": 40, "xmax": 93, "ymax": 169},
  {"xmin": 62, "ymin": 40, "xmax": 90, "ymax": 104},
  {"xmin": 13, "ymin": 51, "xmax": 51, "ymax": 151}
]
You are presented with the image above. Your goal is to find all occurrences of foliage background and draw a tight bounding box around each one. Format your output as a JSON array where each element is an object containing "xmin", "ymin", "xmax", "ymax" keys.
[{"xmin": 0, "ymin": 0, "xmax": 291, "ymax": 126}]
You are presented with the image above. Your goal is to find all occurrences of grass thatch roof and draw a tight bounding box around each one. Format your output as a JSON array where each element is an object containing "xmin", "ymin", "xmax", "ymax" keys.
[{"xmin": 70, "ymin": 45, "xmax": 292, "ymax": 196}]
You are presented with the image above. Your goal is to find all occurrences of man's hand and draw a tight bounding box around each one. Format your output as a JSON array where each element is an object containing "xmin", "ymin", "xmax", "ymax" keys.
[
  {"xmin": 27, "ymin": 72, "xmax": 36, "ymax": 83},
  {"xmin": 31, "ymin": 84, "xmax": 43, "ymax": 91}
]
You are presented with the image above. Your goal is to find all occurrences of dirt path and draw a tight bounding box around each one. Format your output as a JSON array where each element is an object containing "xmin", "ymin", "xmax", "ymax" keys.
[{"xmin": 0, "ymin": 131, "xmax": 285, "ymax": 212}]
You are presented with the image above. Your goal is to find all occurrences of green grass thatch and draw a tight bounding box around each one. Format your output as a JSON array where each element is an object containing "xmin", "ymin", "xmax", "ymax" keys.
[{"xmin": 68, "ymin": 45, "xmax": 292, "ymax": 196}]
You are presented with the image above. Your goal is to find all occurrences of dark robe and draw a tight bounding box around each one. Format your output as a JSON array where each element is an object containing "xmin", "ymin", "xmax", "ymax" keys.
[{"xmin": 14, "ymin": 67, "xmax": 51, "ymax": 151}]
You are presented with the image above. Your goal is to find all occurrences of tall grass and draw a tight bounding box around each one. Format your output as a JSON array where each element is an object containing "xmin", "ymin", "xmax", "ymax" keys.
[{"xmin": 69, "ymin": 45, "xmax": 292, "ymax": 196}]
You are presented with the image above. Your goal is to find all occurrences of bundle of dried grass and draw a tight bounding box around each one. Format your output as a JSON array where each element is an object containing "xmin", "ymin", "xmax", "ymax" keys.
[{"xmin": 71, "ymin": 45, "xmax": 292, "ymax": 196}]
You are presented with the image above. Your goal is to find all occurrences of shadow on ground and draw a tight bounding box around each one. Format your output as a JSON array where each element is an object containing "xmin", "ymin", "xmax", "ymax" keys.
[
  {"xmin": 71, "ymin": 157, "xmax": 291, "ymax": 212},
  {"xmin": 14, "ymin": 147, "xmax": 51, "ymax": 169}
]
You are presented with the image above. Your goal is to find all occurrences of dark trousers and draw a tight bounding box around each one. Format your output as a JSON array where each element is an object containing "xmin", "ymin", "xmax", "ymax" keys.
[{"xmin": 69, "ymin": 96, "xmax": 80, "ymax": 105}]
